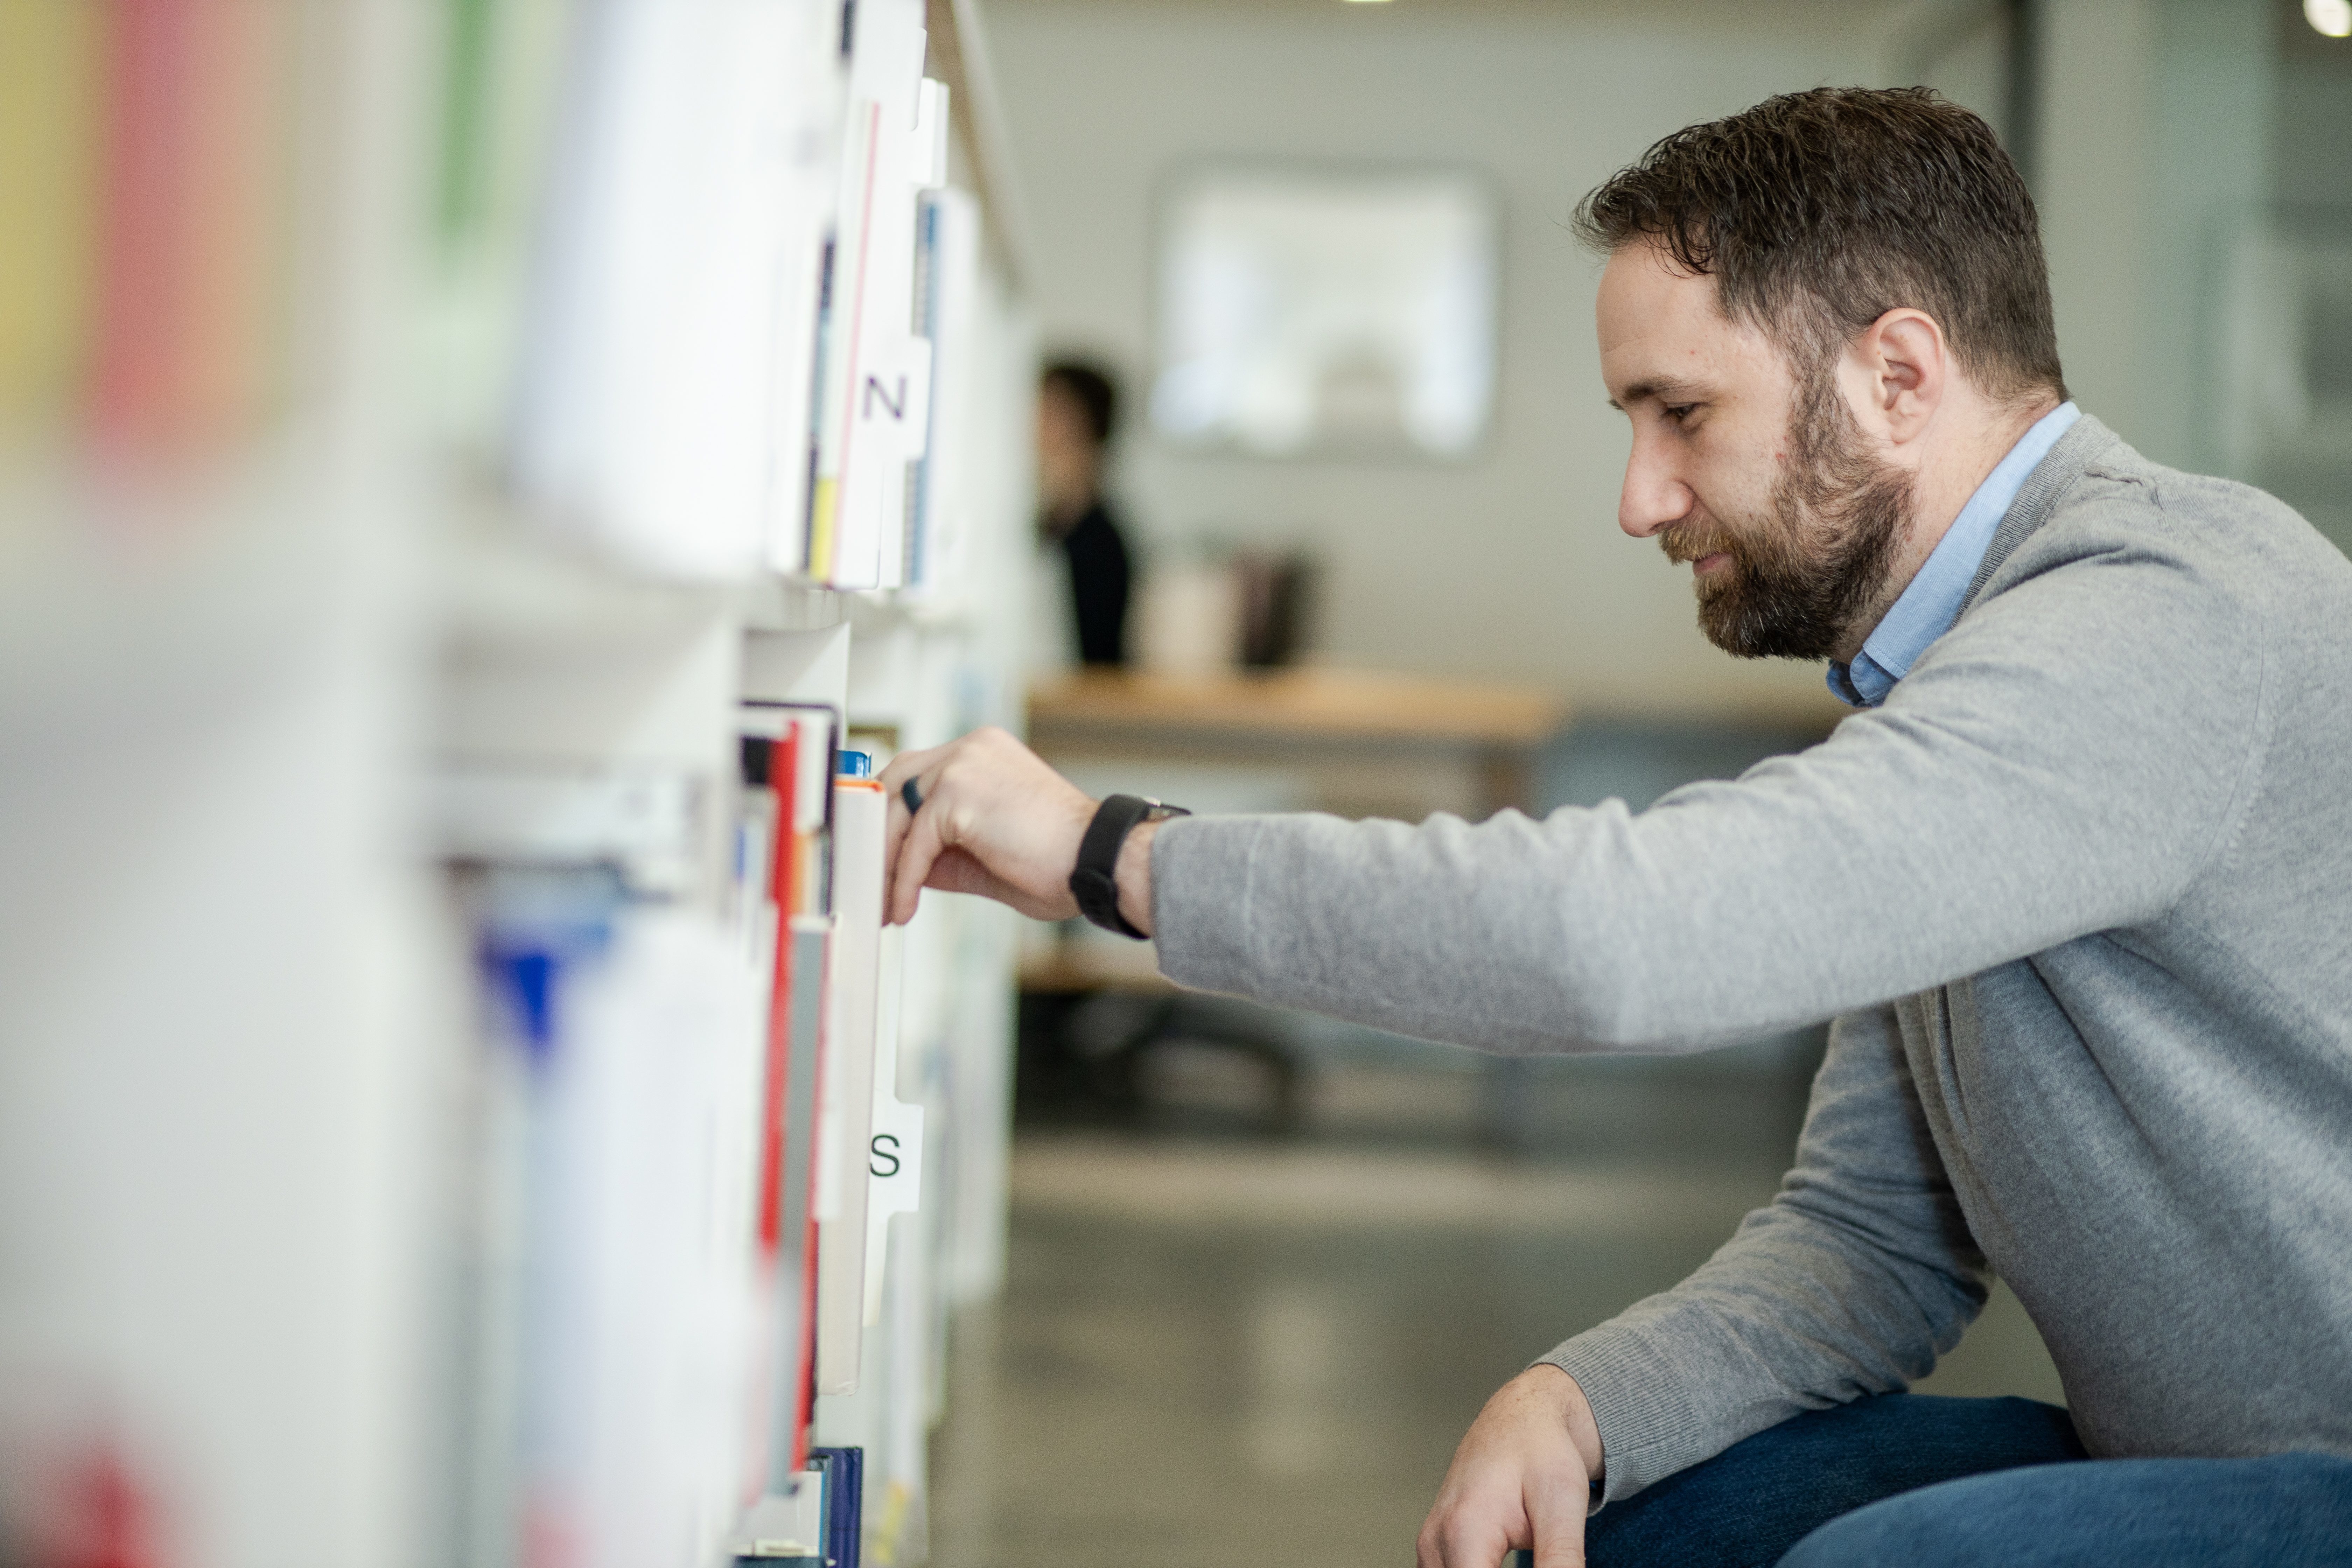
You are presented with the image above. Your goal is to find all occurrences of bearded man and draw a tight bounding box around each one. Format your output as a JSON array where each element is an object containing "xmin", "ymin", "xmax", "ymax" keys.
[{"xmin": 880, "ymin": 88, "xmax": 2352, "ymax": 1567}]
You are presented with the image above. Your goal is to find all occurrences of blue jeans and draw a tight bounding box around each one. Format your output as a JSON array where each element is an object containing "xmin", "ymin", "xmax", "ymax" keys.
[{"xmin": 1583, "ymin": 1393, "xmax": 2352, "ymax": 1568}]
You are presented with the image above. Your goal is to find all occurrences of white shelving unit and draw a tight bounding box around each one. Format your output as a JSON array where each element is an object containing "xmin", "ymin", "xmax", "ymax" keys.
[{"xmin": 0, "ymin": 1, "xmax": 1034, "ymax": 1564}]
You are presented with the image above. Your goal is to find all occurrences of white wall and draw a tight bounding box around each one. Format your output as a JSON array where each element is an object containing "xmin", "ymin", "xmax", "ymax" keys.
[{"xmin": 983, "ymin": 0, "xmax": 2008, "ymax": 719}]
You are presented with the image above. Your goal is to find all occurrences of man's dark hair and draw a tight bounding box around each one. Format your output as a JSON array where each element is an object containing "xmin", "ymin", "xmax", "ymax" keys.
[
  {"xmin": 1042, "ymin": 359, "xmax": 1119, "ymax": 447},
  {"xmin": 1576, "ymin": 86, "xmax": 2066, "ymax": 404}
]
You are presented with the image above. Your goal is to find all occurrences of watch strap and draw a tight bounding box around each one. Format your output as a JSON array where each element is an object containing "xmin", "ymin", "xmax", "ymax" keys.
[{"xmin": 1070, "ymin": 793, "xmax": 1186, "ymax": 939}]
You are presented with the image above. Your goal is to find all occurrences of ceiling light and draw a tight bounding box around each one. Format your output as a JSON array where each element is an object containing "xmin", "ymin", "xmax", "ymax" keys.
[{"xmin": 2308, "ymin": 0, "xmax": 2352, "ymax": 38}]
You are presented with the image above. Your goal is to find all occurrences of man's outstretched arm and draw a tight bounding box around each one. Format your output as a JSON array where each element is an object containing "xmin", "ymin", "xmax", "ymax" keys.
[{"xmin": 883, "ymin": 542, "xmax": 2251, "ymax": 1056}]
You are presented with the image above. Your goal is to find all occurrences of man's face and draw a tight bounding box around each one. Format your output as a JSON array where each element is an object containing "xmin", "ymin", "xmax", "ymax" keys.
[{"xmin": 1596, "ymin": 241, "xmax": 1911, "ymax": 662}]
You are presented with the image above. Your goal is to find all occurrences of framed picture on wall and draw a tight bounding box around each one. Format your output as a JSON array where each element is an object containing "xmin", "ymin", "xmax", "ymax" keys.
[{"xmin": 1150, "ymin": 161, "xmax": 1500, "ymax": 460}]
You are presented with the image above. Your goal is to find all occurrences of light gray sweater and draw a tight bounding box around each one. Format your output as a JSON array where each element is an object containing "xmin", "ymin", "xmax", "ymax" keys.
[{"xmin": 1147, "ymin": 416, "xmax": 2352, "ymax": 1503}]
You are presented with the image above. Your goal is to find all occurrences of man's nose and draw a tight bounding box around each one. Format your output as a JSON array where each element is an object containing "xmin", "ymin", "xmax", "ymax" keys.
[{"xmin": 1618, "ymin": 436, "xmax": 1694, "ymax": 539}]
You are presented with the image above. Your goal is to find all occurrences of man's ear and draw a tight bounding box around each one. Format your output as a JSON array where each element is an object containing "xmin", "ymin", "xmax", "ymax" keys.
[{"xmin": 1849, "ymin": 308, "xmax": 1947, "ymax": 447}]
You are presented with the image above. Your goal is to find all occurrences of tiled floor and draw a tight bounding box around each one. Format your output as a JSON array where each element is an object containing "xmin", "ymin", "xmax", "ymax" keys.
[{"xmin": 928, "ymin": 1054, "xmax": 2064, "ymax": 1568}]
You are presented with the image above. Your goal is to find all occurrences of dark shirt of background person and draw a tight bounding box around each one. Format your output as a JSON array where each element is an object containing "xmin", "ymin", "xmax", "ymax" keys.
[{"xmin": 1038, "ymin": 359, "xmax": 1133, "ymax": 667}]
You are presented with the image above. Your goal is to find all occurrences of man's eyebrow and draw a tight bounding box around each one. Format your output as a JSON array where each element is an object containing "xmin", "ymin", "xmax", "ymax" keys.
[{"xmin": 1608, "ymin": 376, "xmax": 1704, "ymax": 411}]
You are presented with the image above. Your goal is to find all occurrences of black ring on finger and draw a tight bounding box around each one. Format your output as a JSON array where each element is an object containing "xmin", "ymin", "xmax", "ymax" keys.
[{"xmin": 901, "ymin": 776, "xmax": 924, "ymax": 816}]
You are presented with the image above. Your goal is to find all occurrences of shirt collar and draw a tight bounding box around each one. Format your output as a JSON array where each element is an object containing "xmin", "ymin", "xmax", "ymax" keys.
[{"xmin": 1827, "ymin": 401, "xmax": 2081, "ymax": 708}]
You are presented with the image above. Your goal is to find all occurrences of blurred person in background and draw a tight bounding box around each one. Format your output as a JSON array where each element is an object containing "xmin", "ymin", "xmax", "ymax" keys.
[
  {"xmin": 885, "ymin": 89, "xmax": 2352, "ymax": 1568},
  {"xmin": 1038, "ymin": 358, "xmax": 1133, "ymax": 666}
]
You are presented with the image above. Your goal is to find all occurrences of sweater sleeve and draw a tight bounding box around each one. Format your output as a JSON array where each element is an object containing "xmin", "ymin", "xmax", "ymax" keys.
[
  {"xmin": 1540, "ymin": 1005, "xmax": 1986, "ymax": 1506},
  {"xmin": 1145, "ymin": 526, "xmax": 2264, "ymax": 1054}
]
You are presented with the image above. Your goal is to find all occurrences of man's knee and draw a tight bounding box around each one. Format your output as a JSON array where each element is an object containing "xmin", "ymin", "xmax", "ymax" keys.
[
  {"xmin": 1774, "ymin": 1472, "xmax": 2005, "ymax": 1568},
  {"xmin": 1584, "ymin": 1395, "xmax": 2081, "ymax": 1568},
  {"xmin": 1779, "ymin": 1452, "xmax": 2352, "ymax": 1568}
]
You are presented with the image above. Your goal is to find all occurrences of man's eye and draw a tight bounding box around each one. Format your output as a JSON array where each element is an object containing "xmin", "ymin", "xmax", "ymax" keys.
[{"xmin": 1664, "ymin": 404, "xmax": 1697, "ymax": 425}]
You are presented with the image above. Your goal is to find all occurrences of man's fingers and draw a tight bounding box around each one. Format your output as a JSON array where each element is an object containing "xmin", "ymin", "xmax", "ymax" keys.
[
  {"xmin": 1412, "ymin": 1519, "xmax": 1456, "ymax": 1568},
  {"xmin": 887, "ymin": 792, "xmax": 951, "ymax": 925},
  {"xmin": 1418, "ymin": 1476, "xmax": 1526, "ymax": 1568},
  {"xmin": 878, "ymin": 743, "xmax": 947, "ymax": 879},
  {"xmin": 880, "ymin": 741, "xmax": 963, "ymax": 923},
  {"xmin": 1525, "ymin": 1470, "xmax": 1589, "ymax": 1568},
  {"xmin": 878, "ymin": 741, "xmax": 946, "ymax": 799},
  {"xmin": 1434, "ymin": 1517, "xmax": 1516, "ymax": 1568}
]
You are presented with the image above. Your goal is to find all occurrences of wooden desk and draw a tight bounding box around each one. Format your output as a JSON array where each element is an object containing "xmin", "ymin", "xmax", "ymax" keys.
[
  {"xmin": 1017, "ymin": 946, "xmax": 1174, "ymax": 996},
  {"xmin": 1026, "ymin": 667, "xmax": 1572, "ymax": 816}
]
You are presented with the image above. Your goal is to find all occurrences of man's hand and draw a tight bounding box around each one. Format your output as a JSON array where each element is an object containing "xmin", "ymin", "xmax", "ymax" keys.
[
  {"xmin": 878, "ymin": 727, "xmax": 1101, "ymax": 927},
  {"xmin": 1418, "ymin": 1366, "xmax": 1604, "ymax": 1568}
]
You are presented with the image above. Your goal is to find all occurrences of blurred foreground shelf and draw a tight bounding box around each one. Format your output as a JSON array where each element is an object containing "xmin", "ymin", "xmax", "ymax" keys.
[{"xmin": 0, "ymin": 0, "xmax": 1032, "ymax": 1564}]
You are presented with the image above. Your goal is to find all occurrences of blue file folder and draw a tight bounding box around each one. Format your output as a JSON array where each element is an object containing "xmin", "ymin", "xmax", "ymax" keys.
[{"xmin": 808, "ymin": 1446, "xmax": 864, "ymax": 1568}]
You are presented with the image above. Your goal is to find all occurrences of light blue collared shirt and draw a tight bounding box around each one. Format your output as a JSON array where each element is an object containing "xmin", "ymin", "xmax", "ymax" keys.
[{"xmin": 1827, "ymin": 402, "xmax": 2081, "ymax": 707}]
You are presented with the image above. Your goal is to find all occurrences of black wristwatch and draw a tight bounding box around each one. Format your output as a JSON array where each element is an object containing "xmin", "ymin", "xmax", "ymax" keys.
[{"xmin": 1070, "ymin": 793, "xmax": 1190, "ymax": 939}]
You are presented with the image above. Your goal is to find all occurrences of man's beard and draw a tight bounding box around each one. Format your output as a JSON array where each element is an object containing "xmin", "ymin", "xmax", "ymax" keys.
[{"xmin": 1660, "ymin": 374, "xmax": 1914, "ymax": 662}]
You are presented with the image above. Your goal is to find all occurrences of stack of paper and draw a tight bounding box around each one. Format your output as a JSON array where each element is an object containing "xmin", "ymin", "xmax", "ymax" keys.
[
  {"xmin": 804, "ymin": 0, "xmax": 948, "ymax": 588},
  {"xmin": 904, "ymin": 187, "xmax": 981, "ymax": 591},
  {"xmin": 465, "ymin": 868, "xmax": 769, "ymax": 1568},
  {"xmin": 737, "ymin": 702, "xmax": 840, "ymax": 1488},
  {"xmin": 508, "ymin": 0, "xmax": 846, "ymax": 579}
]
